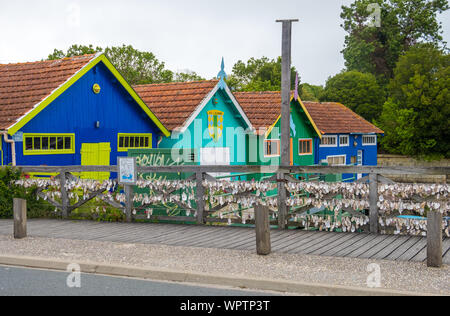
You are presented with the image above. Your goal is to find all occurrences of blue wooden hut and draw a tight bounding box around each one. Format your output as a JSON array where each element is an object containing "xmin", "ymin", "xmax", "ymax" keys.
[
  {"xmin": 0, "ymin": 53, "xmax": 170, "ymax": 178},
  {"xmin": 235, "ymin": 92, "xmax": 384, "ymax": 179},
  {"xmin": 302, "ymin": 101, "xmax": 384, "ymax": 170}
]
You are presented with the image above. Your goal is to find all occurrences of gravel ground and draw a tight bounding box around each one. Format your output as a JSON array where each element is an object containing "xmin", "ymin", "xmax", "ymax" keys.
[{"xmin": 0, "ymin": 234, "xmax": 448, "ymax": 295}]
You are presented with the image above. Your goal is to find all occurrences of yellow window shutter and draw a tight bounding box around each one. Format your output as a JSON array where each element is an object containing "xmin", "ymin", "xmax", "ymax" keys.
[{"xmin": 98, "ymin": 143, "xmax": 111, "ymax": 180}]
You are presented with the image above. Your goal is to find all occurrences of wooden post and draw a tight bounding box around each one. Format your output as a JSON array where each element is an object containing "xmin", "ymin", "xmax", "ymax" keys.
[
  {"xmin": 427, "ymin": 212, "xmax": 443, "ymax": 268},
  {"xmin": 255, "ymin": 204, "xmax": 271, "ymax": 255},
  {"xmin": 124, "ymin": 184, "xmax": 133, "ymax": 223},
  {"xmin": 59, "ymin": 171, "xmax": 69, "ymax": 218},
  {"xmin": 276, "ymin": 19, "xmax": 298, "ymax": 167},
  {"xmin": 196, "ymin": 172, "xmax": 205, "ymax": 224},
  {"xmin": 276, "ymin": 19, "xmax": 297, "ymax": 230},
  {"xmin": 277, "ymin": 173, "xmax": 288, "ymax": 229},
  {"xmin": 13, "ymin": 198, "xmax": 27, "ymax": 239},
  {"xmin": 369, "ymin": 173, "xmax": 379, "ymax": 234},
  {"xmin": 118, "ymin": 157, "xmax": 137, "ymax": 223}
]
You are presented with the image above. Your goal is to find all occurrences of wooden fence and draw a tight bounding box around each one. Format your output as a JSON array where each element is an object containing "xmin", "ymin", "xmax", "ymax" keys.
[{"xmin": 11, "ymin": 164, "xmax": 450, "ymax": 267}]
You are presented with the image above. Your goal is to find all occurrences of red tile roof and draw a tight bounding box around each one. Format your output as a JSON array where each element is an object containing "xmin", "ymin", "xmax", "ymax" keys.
[
  {"xmin": 303, "ymin": 101, "xmax": 384, "ymax": 134},
  {"xmin": 0, "ymin": 54, "xmax": 97, "ymax": 131},
  {"xmin": 233, "ymin": 91, "xmax": 281, "ymax": 134},
  {"xmin": 234, "ymin": 91, "xmax": 383, "ymax": 135},
  {"xmin": 133, "ymin": 80, "xmax": 219, "ymax": 130}
]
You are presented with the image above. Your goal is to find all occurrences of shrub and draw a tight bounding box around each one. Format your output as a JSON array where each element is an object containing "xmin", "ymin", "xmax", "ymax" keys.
[{"xmin": 0, "ymin": 166, "xmax": 54, "ymax": 219}]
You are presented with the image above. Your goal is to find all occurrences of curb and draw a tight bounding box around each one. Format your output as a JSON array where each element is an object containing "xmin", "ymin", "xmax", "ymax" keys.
[{"xmin": 0, "ymin": 255, "xmax": 435, "ymax": 296}]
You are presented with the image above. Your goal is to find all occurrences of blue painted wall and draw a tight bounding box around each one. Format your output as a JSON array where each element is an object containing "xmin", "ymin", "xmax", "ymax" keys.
[
  {"xmin": 314, "ymin": 133, "xmax": 378, "ymax": 180},
  {"xmin": 314, "ymin": 134, "xmax": 378, "ymax": 166},
  {"xmin": 160, "ymin": 88, "xmax": 251, "ymax": 166},
  {"xmin": 0, "ymin": 137, "xmax": 7, "ymax": 166},
  {"xmin": 3, "ymin": 62, "xmax": 162, "ymax": 167}
]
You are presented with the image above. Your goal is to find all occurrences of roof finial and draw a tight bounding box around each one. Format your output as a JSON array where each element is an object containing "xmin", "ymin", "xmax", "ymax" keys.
[
  {"xmin": 294, "ymin": 72, "xmax": 299, "ymax": 101},
  {"xmin": 217, "ymin": 57, "xmax": 227, "ymax": 89}
]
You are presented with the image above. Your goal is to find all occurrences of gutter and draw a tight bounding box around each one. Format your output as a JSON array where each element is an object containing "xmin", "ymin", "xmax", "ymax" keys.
[
  {"xmin": 157, "ymin": 135, "xmax": 163, "ymax": 147},
  {"xmin": 1, "ymin": 131, "xmax": 16, "ymax": 166},
  {"xmin": 0, "ymin": 255, "xmax": 431, "ymax": 296}
]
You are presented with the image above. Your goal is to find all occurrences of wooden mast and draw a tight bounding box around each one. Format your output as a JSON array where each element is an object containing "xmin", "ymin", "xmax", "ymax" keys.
[{"xmin": 276, "ymin": 19, "xmax": 298, "ymax": 229}]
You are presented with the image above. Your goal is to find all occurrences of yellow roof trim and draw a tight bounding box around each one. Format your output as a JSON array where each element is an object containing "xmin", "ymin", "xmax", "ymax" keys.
[
  {"xmin": 264, "ymin": 95, "xmax": 322, "ymax": 139},
  {"xmin": 265, "ymin": 115, "xmax": 281, "ymax": 138},
  {"xmin": 295, "ymin": 96, "xmax": 322, "ymax": 139},
  {"xmin": 7, "ymin": 54, "xmax": 170, "ymax": 138},
  {"xmin": 99, "ymin": 55, "xmax": 170, "ymax": 137}
]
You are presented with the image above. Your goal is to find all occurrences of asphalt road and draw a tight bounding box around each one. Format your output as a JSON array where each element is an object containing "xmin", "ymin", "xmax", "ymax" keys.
[{"xmin": 0, "ymin": 265, "xmax": 276, "ymax": 296}]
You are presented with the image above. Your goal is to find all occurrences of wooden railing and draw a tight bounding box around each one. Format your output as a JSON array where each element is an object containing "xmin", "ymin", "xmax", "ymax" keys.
[{"xmin": 10, "ymin": 164, "xmax": 450, "ymax": 267}]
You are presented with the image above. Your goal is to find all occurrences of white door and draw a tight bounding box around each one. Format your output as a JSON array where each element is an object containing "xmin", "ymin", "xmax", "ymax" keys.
[
  {"xmin": 200, "ymin": 147, "xmax": 216, "ymax": 165},
  {"xmin": 200, "ymin": 147, "xmax": 230, "ymax": 178}
]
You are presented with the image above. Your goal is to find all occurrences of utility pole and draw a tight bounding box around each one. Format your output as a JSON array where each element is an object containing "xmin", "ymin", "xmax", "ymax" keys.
[{"xmin": 276, "ymin": 19, "xmax": 298, "ymax": 229}]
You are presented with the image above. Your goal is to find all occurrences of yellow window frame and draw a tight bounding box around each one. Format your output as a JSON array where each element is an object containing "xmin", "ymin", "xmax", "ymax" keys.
[
  {"xmin": 23, "ymin": 133, "xmax": 75, "ymax": 155},
  {"xmin": 117, "ymin": 133, "xmax": 153, "ymax": 152}
]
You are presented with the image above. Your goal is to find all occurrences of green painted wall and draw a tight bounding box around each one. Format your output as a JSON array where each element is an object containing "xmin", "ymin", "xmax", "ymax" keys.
[{"xmin": 251, "ymin": 99, "xmax": 317, "ymax": 167}]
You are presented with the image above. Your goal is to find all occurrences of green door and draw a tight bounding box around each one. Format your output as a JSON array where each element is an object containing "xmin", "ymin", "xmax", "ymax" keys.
[{"xmin": 80, "ymin": 143, "xmax": 111, "ymax": 180}]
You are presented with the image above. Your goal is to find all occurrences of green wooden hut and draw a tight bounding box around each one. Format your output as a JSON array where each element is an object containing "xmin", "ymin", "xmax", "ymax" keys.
[
  {"xmin": 134, "ymin": 61, "xmax": 254, "ymax": 173},
  {"xmin": 235, "ymin": 91, "xmax": 321, "ymax": 169}
]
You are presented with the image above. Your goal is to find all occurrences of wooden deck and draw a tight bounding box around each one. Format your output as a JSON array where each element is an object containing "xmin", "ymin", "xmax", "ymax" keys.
[{"xmin": 0, "ymin": 219, "xmax": 448, "ymax": 264}]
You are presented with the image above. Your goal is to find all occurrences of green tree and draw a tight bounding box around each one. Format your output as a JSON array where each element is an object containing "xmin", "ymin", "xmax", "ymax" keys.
[
  {"xmin": 320, "ymin": 71, "xmax": 386, "ymax": 122},
  {"xmin": 341, "ymin": 0, "xmax": 449, "ymax": 81},
  {"xmin": 377, "ymin": 44, "xmax": 450, "ymax": 159},
  {"xmin": 48, "ymin": 44, "xmax": 176, "ymax": 85},
  {"xmin": 299, "ymin": 83, "xmax": 324, "ymax": 101},
  {"xmin": 48, "ymin": 44, "xmax": 102, "ymax": 60},
  {"xmin": 103, "ymin": 45, "xmax": 173, "ymax": 84},
  {"xmin": 226, "ymin": 56, "xmax": 298, "ymax": 91},
  {"xmin": 174, "ymin": 70, "xmax": 205, "ymax": 82}
]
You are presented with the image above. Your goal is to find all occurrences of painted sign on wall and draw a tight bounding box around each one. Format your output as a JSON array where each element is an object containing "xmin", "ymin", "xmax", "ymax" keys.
[
  {"xmin": 118, "ymin": 157, "xmax": 137, "ymax": 184},
  {"xmin": 207, "ymin": 110, "xmax": 224, "ymax": 143}
]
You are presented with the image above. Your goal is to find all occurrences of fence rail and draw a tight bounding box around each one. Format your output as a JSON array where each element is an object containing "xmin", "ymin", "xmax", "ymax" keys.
[
  {"xmin": 17, "ymin": 164, "xmax": 450, "ymax": 175},
  {"xmin": 9, "ymin": 164, "xmax": 450, "ymax": 268}
]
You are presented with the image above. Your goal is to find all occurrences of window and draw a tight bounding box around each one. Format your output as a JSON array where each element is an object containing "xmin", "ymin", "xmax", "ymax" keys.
[
  {"xmin": 362, "ymin": 135, "xmax": 377, "ymax": 145},
  {"xmin": 264, "ymin": 139, "xmax": 280, "ymax": 157},
  {"xmin": 184, "ymin": 150, "xmax": 196, "ymax": 163},
  {"xmin": 320, "ymin": 135, "xmax": 337, "ymax": 147},
  {"xmin": 118, "ymin": 133, "xmax": 152, "ymax": 152},
  {"xmin": 339, "ymin": 135, "xmax": 349, "ymax": 147},
  {"xmin": 327, "ymin": 155, "xmax": 346, "ymax": 166},
  {"xmin": 23, "ymin": 134, "xmax": 75, "ymax": 155},
  {"xmin": 298, "ymin": 139, "xmax": 312, "ymax": 155},
  {"xmin": 357, "ymin": 150, "xmax": 363, "ymax": 165}
]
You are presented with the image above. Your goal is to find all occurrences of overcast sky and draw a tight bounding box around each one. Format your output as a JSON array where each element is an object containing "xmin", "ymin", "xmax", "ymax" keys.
[{"xmin": 0, "ymin": 0, "xmax": 449, "ymax": 85}]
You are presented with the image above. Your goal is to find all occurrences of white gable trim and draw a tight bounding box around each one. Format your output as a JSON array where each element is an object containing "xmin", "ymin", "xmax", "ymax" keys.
[
  {"xmin": 224, "ymin": 84, "xmax": 254, "ymax": 132},
  {"xmin": 174, "ymin": 82, "xmax": 255, "ymax": 134}
]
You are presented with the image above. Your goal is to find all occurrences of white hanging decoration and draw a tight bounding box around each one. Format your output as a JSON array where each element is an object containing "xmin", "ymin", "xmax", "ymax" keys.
[{"xmin": 13, "ymin": 177, "xmax": 449, "ymax": 236}]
